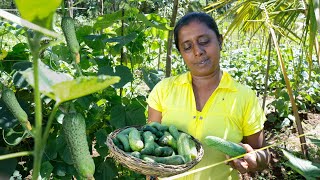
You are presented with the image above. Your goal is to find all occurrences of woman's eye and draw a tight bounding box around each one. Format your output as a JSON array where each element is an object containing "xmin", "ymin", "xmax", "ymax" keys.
[
  {"xmin": 199, "ymin": 37, "xmax": 209, "ymax": 45},
  {"xmin": 183, "ymin": 44, "xmax": 192, "ymax": 51}
]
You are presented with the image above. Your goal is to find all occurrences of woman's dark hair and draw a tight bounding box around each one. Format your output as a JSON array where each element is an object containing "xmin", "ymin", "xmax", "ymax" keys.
[{"xmin": 174, "ymin": 12, "xmax": 221, "ymax": 51}]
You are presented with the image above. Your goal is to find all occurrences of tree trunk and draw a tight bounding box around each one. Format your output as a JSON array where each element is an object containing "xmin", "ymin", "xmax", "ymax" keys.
[{"xmin": 165, "ymin": 0, "xmax": 179, "ymax": 77}]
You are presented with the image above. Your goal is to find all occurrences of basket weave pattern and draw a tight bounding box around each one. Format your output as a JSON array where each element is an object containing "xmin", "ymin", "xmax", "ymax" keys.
[{"xmin": 106, "ymin": 126, "xmax": 204, "ymax": 177}]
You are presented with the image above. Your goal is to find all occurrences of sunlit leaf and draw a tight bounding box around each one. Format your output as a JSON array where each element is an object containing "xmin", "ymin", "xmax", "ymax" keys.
[
  {"xmin": 282, "ymin": 149, "xmax": 320, "ymax": 179},
  {"xmin": 21, "ymin": 62, "xmax": 120, "ymax": 103},
  {"xmin": 14, "ymin": 0, "xmax": 62, "ymax": 29}
]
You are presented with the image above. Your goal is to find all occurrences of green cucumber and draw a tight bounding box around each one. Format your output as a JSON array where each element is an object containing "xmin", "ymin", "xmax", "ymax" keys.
[
  {"xmin": 63, "ymin": 113, "xmax": 95, "ymax": 179},
  {"xmin": 177, "ymin": 133, "xmax": 192, "ymax": 163},
  {"xmin": 140, "ymin": 131, "xmax": 156, "ymax": 155},
  {"xmin": 141, "ymin": 155, "xmax": 185, "ymax": 165},
  {"xmin": 128, "ymin": 128, "xmax": 144, "ymax": 151},
  {"xmin": 116, "ymin": 133, "xmax": 131, "ymax": 152},
  {"xmin": 188, "ymin": 138, "xmax": 197, "ymax": 160},
  {"xmin": 149, "ymin": 122, "xmax": 168, "ymax": 132},
  {"xmin": 168, "ymin": 125, "xmax": 180, "ymax": 140},
  {"xmin": 158, "ymin": 131, "xmax": 177, "ymax": 150},
  {"xmin": 204, "ymin": 136, "xmax": 246, "ymax": 157},
  {"xmin": 1, "ymin": 86, "xmax": 31, "ymax": 131},
  {"xmin": 61, "ymin": 16, "xmax": 80, "ymax": 63},
  {"xmin": 154, "ymin": 146, "xmax": 174, "ymax": 157}
]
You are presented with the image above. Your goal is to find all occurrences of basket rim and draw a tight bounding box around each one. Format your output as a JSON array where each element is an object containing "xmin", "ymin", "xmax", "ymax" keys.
[{"xmin": 106, "ymin": 125, "xmax": 204, "ymax": 177}]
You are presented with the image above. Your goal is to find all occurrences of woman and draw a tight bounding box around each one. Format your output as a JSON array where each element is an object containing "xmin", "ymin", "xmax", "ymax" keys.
[{"xmin": 147, "ymin": 12, "xmax": 269, "ymax": 179}]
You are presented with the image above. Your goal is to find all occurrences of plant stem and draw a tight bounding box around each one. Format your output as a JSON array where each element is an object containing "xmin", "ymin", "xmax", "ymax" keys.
[
  {"xmin": 28, "ymin": 33, "xmax": 43, "ymax": 180},
  {"xmin": 42, "ymin": 102, "xmax": 60, "ymax": 145},
  {"xmin": 0, "ymin": 151, "xmax": 33, "ymax": 161}
]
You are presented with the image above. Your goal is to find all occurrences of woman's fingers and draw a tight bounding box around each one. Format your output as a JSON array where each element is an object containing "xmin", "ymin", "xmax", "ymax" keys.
[{"xmin": 226, "ymin": 143, "xmax": 258, "ymax": 173}]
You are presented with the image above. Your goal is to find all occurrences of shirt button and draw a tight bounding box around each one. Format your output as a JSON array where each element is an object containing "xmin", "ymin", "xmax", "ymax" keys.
[
  {"xmin": 193, "ymin": 116, "xmax": 196, "ymax": 119},
  {"xmin": 200, "ymin": 116, "xmax": 203, "ymax": 120}
]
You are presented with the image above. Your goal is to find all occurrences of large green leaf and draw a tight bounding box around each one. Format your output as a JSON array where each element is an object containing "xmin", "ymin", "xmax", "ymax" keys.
[
  {"xmin": 14, "ymin": 0, "xmax": 61, "ymax": 29},
  {"xmin": 125, "ymin": 99, "xmax": 147, "ymax": 126},
  {"xmin": 110, "ymin": 105, "xmax": 126, "ymax": 129},
  {"xmin": 94, "ymin": 158, "xmax": 118, "ymax": 180},
  {"xmin": 282, "ymin": 149, "xmax": 320, "ymax": 179},
  {"xmin": 0, "ymin": 148, "xmax": 17, "ymax": 178},
  {"xmin": 21, "ymin": 62, "xmax": 120, "ymax": 103},
  {"xmin": 99, "ymin": 65, "xmax": 133, "ymax": 89},
  {"xmin": 12, "ymin": 62, "xmax": 33, "ymax": 88},
  {"xmin": 40, "ymin": 161, "xmax": 53, "ymax": 180}
]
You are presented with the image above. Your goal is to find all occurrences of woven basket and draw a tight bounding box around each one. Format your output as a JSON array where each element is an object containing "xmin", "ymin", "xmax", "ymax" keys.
[{"xmin": 106, "ymin": 126, "xmax": 204, "ymax": 177}]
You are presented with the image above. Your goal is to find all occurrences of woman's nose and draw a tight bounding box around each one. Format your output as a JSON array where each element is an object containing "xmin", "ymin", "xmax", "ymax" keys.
[{"xmin": 193, "ymin": 44, "xmax": 204, "ymax": 56}]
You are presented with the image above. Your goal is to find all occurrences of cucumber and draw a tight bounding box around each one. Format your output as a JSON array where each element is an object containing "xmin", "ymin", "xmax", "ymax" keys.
[
  {"xmin": 158, "ymin": 131, "xmax": 177, "ymax": 150},
  {"xmin": 63, "ymin": 113, "xmax": 95, "ymax": 179},
  {"xmin": 130, "ymin": 151, "xmax": 141, "ymax": 159},
  {"xmin": 142, "ymin": 125, "xmax": 158, "ymax": 135},
  {"xmin": 116, "ymin": 133, "xmax": 131, "ymax": 152},
  {"xmin": 149, "ymin": 122, "xmax": 168, "ymax": 132},
  {"xmin": 154, "ymin": 146, "xmax": 174, "ymax": 157},
  {"xmin": 141, "ymin": 155, "xmax": 185, "ymax": 165},
  {"xmin": 177, "ymin": 133, "xmax": 192, "ymax": 163},
  {"xmin": 128, "ymin": 128, "xmax": 144, "ymax": 151},
  {"xmin": 188, "ymin": 138, "xmax": 197, "ymax": 160},
  {"xmin": 112, "ymin": 137, "xmax": 124, "ymax": 150},
  {"xmin": 140, "ymin": 131, "xmax": 156, "ymax": 155},
  {"xmin": 1, "ymin": 86, "xmax": 31, "ymax": 131},
  {"xmin": 168, "ymin": 125, "xmax": 180, "ymax": 140},
  {"xmin": 61, "ymin": 16, "xmax": 80, "ymax": 63},
  {"xmin": 119, "ymin": 127, "xmax": 136, "ymax": 135},
  {"xmin": 204, "ymin": 136, "xmax": 246, "ymax": 157}
]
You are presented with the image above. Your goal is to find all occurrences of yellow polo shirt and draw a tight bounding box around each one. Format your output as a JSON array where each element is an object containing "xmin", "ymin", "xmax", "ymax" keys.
[{"xmin": 147, "ymin": 71, "xmax": 266, "ymax": 180}]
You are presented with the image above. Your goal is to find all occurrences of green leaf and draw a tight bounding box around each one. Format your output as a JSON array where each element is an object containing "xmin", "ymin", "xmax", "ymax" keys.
[
  {"xmin": 14, "ymin": 0, "xmax": 62, "ymax": 29},
  {"xmin": 99, "ymin": 65, "xmax": 133, "ymax": 89},
  {"xmin": 125, "ymin": 100, "xmax": 147, "ymax": 126},
  {"xmin": 94, "ymin": 158, "xmax": 118, "ymax": 180},
  {"xmin": 94, "ymin": 10, "xmax": 124, "ymax": 30},
  {"xmin": 44, "ymin": 135, "xmax": 58, "ymax": 161},
  {"xmin": 282, "ymin": 149, "xmax": 320, "ymax": 179},
  {"xmin": 309, "ymin": 138, "xmax": 320, "ymax": 147},
  {"xmin": 40, "ymin": 161, "xmax": 53, "ymax": 179},
  {"xmin": 136, "ymin": 13, "xmax": 169, "ymax": 30},
  {"xmin": 110, "ymin": 105, "xmax": 126, "ymax": 128},
  {"xmin": 94, "ymin": 129, "xmax": 108, "ymax": 147},
  {"xmin": 0, "ymin": 148, "xmax": 17, "ymax": 178},
  {"xmin": 21, "ymin": 62, "xmax": 120, "ymax": 103}
]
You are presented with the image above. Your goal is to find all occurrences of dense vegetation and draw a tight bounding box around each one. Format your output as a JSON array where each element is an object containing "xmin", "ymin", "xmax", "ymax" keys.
[{"xmin": 0, "ymin": 0, "xmax": 319, "ymax": 179}]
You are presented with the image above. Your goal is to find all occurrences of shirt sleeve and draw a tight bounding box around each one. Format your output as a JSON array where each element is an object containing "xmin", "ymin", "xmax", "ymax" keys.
[
  {"xmin": 242, "ymin": 90, "xmax": 267, "ymax": 136},
  {"xmin": 146, "ymin": 80, "xmax": 164, "ymax": 112}
]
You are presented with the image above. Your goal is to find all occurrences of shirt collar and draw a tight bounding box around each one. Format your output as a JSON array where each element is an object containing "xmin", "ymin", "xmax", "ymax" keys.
[{"xmin": 174, "ymin": 71, "xmax": 238, "ymax": 92}]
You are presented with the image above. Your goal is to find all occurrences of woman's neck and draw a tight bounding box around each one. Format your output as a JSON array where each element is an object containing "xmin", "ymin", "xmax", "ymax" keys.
[{"xmin": 191, "ymin": 70, "xmax": 222, "ymax": 90}]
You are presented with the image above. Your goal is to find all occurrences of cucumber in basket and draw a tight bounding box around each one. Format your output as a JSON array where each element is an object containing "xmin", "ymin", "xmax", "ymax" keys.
[{"xmin": 111, "ymin": 124, "xmax": 200, "ymax": 165}]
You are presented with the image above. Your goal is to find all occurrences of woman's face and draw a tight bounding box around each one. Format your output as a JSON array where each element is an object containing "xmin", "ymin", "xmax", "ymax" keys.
[{"xmin": 178, "ymin": 21, "xmax": 222, "ymax": 77}]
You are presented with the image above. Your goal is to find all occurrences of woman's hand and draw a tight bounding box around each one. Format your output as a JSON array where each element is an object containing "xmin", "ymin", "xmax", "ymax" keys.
[{"xmin": 226, "ymin": 143, "xmax": 258, "ymax": 174}]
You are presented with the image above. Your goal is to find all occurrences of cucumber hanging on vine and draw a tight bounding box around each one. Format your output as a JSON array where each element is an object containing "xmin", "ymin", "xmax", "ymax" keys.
[
  {"xmin": 1, "ymin": 85, "xmax": 32, "ymax": 131},
  {"xmin": 63, "ymin": 112, "xmax": 95, "ymax": 179},
  {"xmin": 61, "ymin": 16, "xmax": 80, "ymax": 64}
]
